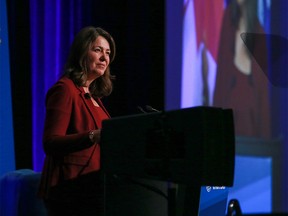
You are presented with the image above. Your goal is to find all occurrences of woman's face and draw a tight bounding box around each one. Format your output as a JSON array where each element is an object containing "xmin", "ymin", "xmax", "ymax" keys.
[{"xmin": 86, "ymin": 35, "xmax": 111, "ymax": 79}]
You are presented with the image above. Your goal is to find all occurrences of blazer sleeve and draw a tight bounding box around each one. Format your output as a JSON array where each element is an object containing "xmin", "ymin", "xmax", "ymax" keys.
[
  {"xmin": 43, "ymin": 82, "xmax": 93, "ymax": 156},
  {"xmin": 213, "ymin": 6, "xmax": 233, "ymax": 107}
]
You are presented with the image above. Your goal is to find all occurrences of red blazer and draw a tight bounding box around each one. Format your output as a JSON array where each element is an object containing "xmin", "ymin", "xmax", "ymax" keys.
[
  {"xmin": 213, "ymin": 5, "xmax": 271, "ymax": 138},
  {"xmin": 38, "ymin": 76, "xmax": 110, "ymax": 198}
]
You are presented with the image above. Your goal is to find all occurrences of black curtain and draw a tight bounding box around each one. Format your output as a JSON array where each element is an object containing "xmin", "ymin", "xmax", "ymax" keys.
[{"xmin": 7, "ymin": 0, "xmax": 32, "ymax": 169}]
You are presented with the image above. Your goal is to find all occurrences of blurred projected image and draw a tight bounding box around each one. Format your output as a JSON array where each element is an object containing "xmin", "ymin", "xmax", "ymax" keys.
[
  {"xmin": 182, "ymin": 0, "xmax": 224, "ymax": 108},
  {"xmin": 213, "ymin": 0, "xmax": 271, "ymax": 139},
  {"xmin": 228, "ymin": 156, "xmax": 272, "ymax": 213},
  {"xmin": 182, "ymin": 0, "xmax": 271, "ymax": 139},
  {"xmin": 181, "ymin": 0, "xmax": 273, "ymax": 213}
]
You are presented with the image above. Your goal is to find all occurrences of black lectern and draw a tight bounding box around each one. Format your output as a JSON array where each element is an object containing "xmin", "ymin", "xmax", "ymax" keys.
[{"xmin": 100, "ymin": 106, "xmax": 235, "ymax": 215}]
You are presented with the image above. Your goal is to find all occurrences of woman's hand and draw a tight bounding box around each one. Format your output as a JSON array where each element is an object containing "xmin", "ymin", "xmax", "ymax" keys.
[{"xmin": 89, "ymin": 129, "xmax": 101, "ymax": 144}]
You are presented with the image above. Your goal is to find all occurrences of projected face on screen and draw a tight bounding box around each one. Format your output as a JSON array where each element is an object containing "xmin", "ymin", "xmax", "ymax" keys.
[{"xmin": 181, "ymin": 0, "xmax": 271, "ymax": 139}]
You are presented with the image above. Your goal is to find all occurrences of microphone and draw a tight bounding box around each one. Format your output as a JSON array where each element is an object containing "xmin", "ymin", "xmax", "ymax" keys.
[
  {"xmin": 84, "ymin": 93, "xmax": 91, "ymax": 99},
  {"xmin": 145, "ymin": 105, "xmax": 160, "ymax": 113}
]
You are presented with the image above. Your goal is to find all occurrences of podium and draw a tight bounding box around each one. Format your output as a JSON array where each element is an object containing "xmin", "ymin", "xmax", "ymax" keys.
[{"xmin": 100, "ymin": 106, "xmax": 235, "ymax": 215}]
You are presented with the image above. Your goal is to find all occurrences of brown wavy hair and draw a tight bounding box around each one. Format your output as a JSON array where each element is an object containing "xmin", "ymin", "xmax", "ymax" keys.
[{"xmin": 64, "ymin": 26, "xmax": 116, "ymax": 98}]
